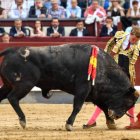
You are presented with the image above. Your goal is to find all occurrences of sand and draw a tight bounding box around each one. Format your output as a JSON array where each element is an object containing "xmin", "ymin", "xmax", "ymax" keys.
[{"xmin": 0, "ymin": 103, "xmax": 140, "ymax": 140}]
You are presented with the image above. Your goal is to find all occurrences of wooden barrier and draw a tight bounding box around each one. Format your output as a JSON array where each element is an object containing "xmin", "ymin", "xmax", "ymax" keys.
[{"xmin": 0, "ymin": 36, "xmax": 140, "ymax": 85}]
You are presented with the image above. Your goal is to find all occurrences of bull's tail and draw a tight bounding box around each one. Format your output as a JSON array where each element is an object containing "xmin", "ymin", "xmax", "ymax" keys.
[{"xmin": 0, "ymin": 48, "xmax": 14, "ymax": 57}]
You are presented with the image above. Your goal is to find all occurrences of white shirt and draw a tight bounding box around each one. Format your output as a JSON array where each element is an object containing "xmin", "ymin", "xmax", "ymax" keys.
[
  {"xmin": 8, "ymin": 2, "xmax": 28, "ymax": 19},
  {"xmin": 77, "ymin": 29, "xmax": 83, "ymax": 37},
  {"xmin": 122, "ymin": 33, "xmax": 130, "ymax": 50},
  {"xmin": 53, "ymin": 27, "xmax": 59, "ymax": 33},
  {"xmin": 107, "ymin": 27, "xmax": 113, "ymax": 35},
  {"xmin": 36, "ymin": 8, "xmax": 41, "ymax": 17}
]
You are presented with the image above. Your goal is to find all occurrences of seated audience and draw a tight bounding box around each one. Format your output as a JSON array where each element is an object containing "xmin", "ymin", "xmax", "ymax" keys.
[
  {"xmin": 108, "ymin": 0, "xmax": 125, "ymax": 25},
  {"xmin": 8, "ymin": 0, "xmax": 28, "ymax": 19},
  {"xmin": 84, "ymin": 0, "xmax": 106, "ymax": 24},
  {"xmin": 44, "ymin": 0, "xmax": 61, "ymax": 9},
  {"xmin": 104, "ymin": 0, "xmax": 110, "ymax": 10},
  {"xmin": 47, "ymin": 17, "xmax": 65, "ymax": 37},
  {"xmin": 0, "ymin": 27, "xmax": 5, "ymax": 35},
  {"xmin": 10, "ymin": 0, "xmax": 34, "ymax": 11},
  {"xmin": 44, "ymin": 0, "xmax": 52, "ymax": 9},
  {"xmin": 126, "ymin": 0, "xmax": 140, "ymax": 18},
  {"xmin": 31, "ymin": 20, "xmax": 45, "ymax": 37},
  {"xmin": 66, "ymin": 0, "xmax": 81, "ymax": 18},
  {"xmin": 125, "ymin": 20, "xmax": 138, "ymax": 33},
  {"xmin": 9, "ymin": 19, "xmax": 27, "ymax": 37},
  {"xmin": 121, "ymin": 0, "xmax": 140, "ymax": 30},
  {"xmin": 47, "ymin": 0, "xmax": 66, "ymax": 18},
  {"xmin": 130, "ymin": 0, "xmax": 140, "ymax": 8},
  {"xmin": 1, "ymin": 33, "xmax": 10, "ymax": 43},
  {"xmin": 122, "ymin": 0, "xmax": 130, "ymax": 11},
  {"xmin": 0, "ymin": 1, "xmax": 7, "ymax": 19},
  {"xmin": 29, "ymin": 0, "xmax": 47, "ymax": 18},
  {"xmin": 100, "ymin": 16, "xmax": 117, "ymax": 37},
  {"xmin": 69, "ymin": 20, "xmax": 90, "ymax": 36}
]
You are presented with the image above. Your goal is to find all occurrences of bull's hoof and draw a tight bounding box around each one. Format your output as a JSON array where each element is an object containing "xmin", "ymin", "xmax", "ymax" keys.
[
  {"xmin": 20, "ymin": 120, "xmax": 26, "ymax": 129},
  {"xmin": 106, "ymin": 120, "xmax": 117, "ymax": 129},
  {"xmin": 65, "ymin": 123, "xmax": 73, "ymax": 131}
]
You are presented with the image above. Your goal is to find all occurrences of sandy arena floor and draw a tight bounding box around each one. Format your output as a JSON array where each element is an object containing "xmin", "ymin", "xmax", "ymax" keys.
[{"xmin": 0, "ymin": 103, "xmax": 140, "ymax": 140}]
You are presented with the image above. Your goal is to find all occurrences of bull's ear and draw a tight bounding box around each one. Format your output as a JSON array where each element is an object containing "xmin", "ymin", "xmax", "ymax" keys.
[{"xmin": 134, "ymin": 90, "xmax": 140, "ymax": 98}]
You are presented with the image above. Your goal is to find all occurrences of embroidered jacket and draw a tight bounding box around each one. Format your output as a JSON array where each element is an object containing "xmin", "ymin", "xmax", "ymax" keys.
[{"xmin": 104, "ymin": 31, "xmax": 140, "ymax": 85}]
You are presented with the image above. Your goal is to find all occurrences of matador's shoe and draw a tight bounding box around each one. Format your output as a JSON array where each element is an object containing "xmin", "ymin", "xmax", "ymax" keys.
[
  {"xmin": 125, "ymin": 113, "xmax": 140, "ymax": 129},
  {"xmin": 83, "ymin": 122, "xmax": 96, "ymax": 129}
]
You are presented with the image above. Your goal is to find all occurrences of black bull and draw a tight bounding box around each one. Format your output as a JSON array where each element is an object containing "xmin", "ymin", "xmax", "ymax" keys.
[{"xmin": 0, "ymin": 44, "xmax": 139, "ymax": 131}]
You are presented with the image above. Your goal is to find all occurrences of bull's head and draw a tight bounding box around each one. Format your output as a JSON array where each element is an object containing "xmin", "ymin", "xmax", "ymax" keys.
[{"xmin": 107, "ymin": 87, "xmax": 139, "ymax": 120}]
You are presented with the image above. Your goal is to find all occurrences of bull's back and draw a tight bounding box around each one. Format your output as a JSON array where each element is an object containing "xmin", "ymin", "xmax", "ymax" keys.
[
  {"xmin": 29, "ymin": 44, "xmax": 92, "ymax": 75},
  {"xmin": 28, "ymin": 44, "xmax": 92, "ymax": 91}
]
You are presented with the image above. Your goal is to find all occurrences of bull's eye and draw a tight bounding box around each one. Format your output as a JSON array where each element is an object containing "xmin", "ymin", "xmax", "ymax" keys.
[{"xmin": 13, "ymin": 72, "xmax": 22, "ymax": 81}]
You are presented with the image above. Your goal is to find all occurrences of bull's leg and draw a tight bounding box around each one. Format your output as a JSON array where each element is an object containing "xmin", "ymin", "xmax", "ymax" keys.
[
  {"xmin": 8, "ymin": 94, "xmax": 26, "ymax": 129},
  {"xmin": 42, "ymin": 89, "xmax": 53, "ymax": 99},
  {"xmin": 65, "ymin": 83, "xmax": 91, "ymax": 131},
  {"xmin": 7, "ymin": 83, "xmax": 34, "ymax": 129},
  {"xmin": 105, "ymin": 113, "xmax": 116, "ymax": 129},
  {"xmin": 0, "ymin": 85, "xmax": 11, "ymax": 102}
]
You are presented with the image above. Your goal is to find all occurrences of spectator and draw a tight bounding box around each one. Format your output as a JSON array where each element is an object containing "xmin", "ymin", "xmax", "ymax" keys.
[
  {"xmin": 100, "ymin": 16, "xmax": 117, "ymax": 37},
  {"xmin": 31, "ymin": 20, "xmax": 45, "ymax": 37},
  {"xmin": 0, "ymin": 1, "xmax": 7, "ymax": 19},
  {"xmin": 47, "ymin": 17, "xmax": 65, "ymax": 37},
  {"xmin": 130, "ymin": 0, "xmax": 140, "ymax": 8},
  {"xmin": 47, "ymin": 0, "xmax": 66, "ymax": 18},
  {"xmin": 44, "ymin": 0, "xmax": 52, "ymax": 9},
  {"xmin": 69, "ymin": 20, "xmax": 90, "ymax": 36},
  {"xmin": 104, "ymin": 0, "xmax": 110, "ymax": 10},
  {"xmin": 29, "ymin": 0, "xmax": 47, "ymax": 18},
  {"xmin": 108, "ymin": 0, "xmax": 125, "ymax": 25},
  {"xmin": 84, "ymin": 0, "xmax": 106, "ymax": 24},
  {"xmin": 1, "ymin": 33, "xmax": 10, "ymax": 43},
  {"xmin": 66, "ymin": 0, "xmax": 81, "ymax": 18},
  {"xmin": 123, "ymin": 0, "xmax": 130, "ymax": 12},
  {"xmin": 44, "ymin": 0, "xmax": 61, "ymax": 9},
  {"xmin": 126, "ymin": 0, "xmax": 140, "ymax": 18},
  {"xmin": 125, "ymin": 20, "xmax": 138, "ymax": 33},
  {"xmin": 0, "ymin": 27, "xmax": 5, "ymax": 35},
  {"xmin": 9, "ymin": 0, "xmax": 34, "ymax": 12},
  {"xmin": 9, "ymin": 19, "xmax": 27, "ymax": 37},
  {"xmin": 121, "ymin": 0, "xmax": 140, "ymax": 30},
  {"xmin": 8, "ymin": 0, "xmax": 28, "ymax": 19}
]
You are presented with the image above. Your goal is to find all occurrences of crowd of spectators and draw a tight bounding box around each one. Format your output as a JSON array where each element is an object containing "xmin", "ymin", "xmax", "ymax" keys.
[{"xmin": 0, "ymin": 0, "xmax": 140, "ymax": 39}]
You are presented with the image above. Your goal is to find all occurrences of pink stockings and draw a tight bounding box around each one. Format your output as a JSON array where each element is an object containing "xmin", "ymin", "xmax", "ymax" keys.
[
  {"xmin": 87, "ymin": 106, "xmax": 102, "ymax": 125},
  {"xmin": 87, "ymin": 106, "xmax": 135, "ymax": 125},
  {"xmin": 128, "ymin": 106, "xmax": 135, "ymax": 124}
]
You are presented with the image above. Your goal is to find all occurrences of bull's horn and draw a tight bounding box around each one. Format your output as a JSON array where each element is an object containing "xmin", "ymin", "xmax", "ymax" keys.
[{"xmin": 134, "ymin": 90, "xmax": 140, "ymax": 98}]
